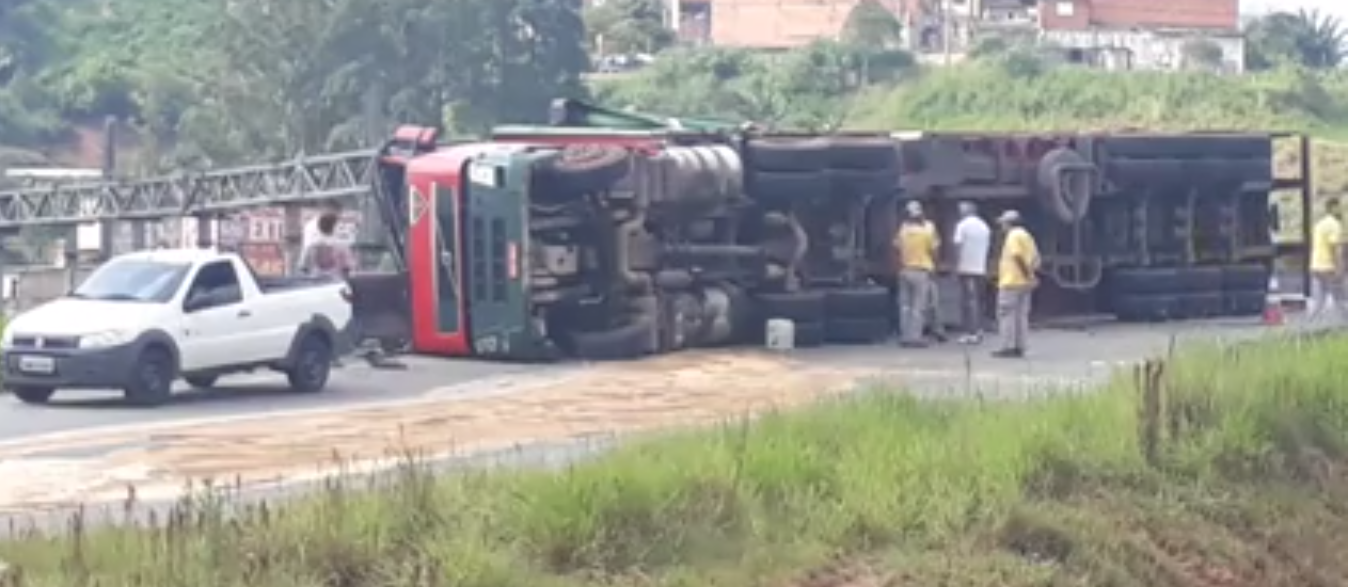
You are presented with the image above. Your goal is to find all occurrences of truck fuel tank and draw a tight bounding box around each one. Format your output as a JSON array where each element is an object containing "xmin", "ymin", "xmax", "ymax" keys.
[{"xmin": 637, "ymin": 145, "xmax": 744, "ymax": 206}]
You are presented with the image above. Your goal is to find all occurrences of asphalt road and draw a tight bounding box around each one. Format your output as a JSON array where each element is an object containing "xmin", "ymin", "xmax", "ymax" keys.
[{"xmin": 0, "ymin": 358, "xmax": 550, "ymax": 441}]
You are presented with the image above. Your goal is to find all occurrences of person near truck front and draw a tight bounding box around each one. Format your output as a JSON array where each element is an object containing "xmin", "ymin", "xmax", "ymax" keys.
[
  {"xmin": 952, "ymin": 201, "xmax": 991, "ymax": 344},
  {"xmin": 299, "ymin": 210, "xmax": 357, "ymax": 364},
  {"xmin": 893, "ymin": 201, "xmax": 941, "ymax": 348},
  {"xmin": 993, "ymin": 210, "xmax": 1039, "ymax": 359},
  {"xmin": 302, "ymin": 200, "xmax": 344, "ymax": 252},
  {"xmin": 1307, "ymin": 198, "xmax": 1348, "ymax": 323}
]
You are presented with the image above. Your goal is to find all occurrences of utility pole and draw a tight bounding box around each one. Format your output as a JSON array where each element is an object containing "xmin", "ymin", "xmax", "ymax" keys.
[{"xmin": 941, "ymin": 0, "xmax": 952, "ymax": 65}]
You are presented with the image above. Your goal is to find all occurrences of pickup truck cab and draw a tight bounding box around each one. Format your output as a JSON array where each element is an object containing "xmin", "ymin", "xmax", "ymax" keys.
[{"xmin": 1, "ymin": 248, "xmax": 352, "ymax": 406}]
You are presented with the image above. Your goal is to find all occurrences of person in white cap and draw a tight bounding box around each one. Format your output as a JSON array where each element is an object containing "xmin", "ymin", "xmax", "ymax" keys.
[
  {"xmin": 993, "ymin": 209, "xmax": 1039, "ymax": 358},
  {"xmin": 952, "ymin": 201, "xmax": 991, "ymax": 343},
  {"xmin": 892, "ymin": 200, "xmax": 941, "ymax": 347}
]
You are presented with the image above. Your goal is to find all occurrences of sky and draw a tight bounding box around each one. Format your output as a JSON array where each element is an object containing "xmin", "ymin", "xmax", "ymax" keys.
[{"xmin": 1241, "ymin": 0, "xmax": 1348, "ymax": 21}]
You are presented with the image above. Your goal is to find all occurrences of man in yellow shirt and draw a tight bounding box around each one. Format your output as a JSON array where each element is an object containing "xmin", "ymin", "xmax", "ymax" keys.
[
  {"xmin": 1307, "ymin": 198, "xmax": 1346, "ymax": 323},
  {"xmin": 993, "ymin": 210, "xmax": 1039, "ymax": 358},
  {"xmin": 893, "ymin": 201, "xmax": 940, "ymax": 347}
]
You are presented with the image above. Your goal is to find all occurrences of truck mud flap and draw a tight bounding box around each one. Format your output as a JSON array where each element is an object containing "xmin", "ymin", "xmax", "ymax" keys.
[{"xmin": 348, "ymin": 272, "xmax": 411, "ymax": 349}]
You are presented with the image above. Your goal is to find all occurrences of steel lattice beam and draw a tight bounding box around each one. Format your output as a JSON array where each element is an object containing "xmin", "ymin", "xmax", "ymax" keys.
[{"xmin": 0, "ymin": 149, "xmax": 379, "ymax": 228}]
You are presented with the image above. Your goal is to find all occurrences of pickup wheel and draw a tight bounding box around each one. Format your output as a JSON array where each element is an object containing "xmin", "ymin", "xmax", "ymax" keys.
[
  {"xmin": 184, "ymin": 375, "xmax": 218, "ymax": 389},
  {"xmin": 11, "ymin": 386, "xmax": 55, "ymax": 405},
  {"xmin": 123, "ymin": 346, "xmax": 175, "ymax": 407},
  {"xmin": 287, "ymin": 333, "xmax": 333, "ymax": 393}
]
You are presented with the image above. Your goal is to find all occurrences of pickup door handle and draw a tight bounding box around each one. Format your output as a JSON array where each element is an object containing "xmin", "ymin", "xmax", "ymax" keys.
[{"xmin": 237, "ymin": 310, "xmax": 252, "ymax": 318}]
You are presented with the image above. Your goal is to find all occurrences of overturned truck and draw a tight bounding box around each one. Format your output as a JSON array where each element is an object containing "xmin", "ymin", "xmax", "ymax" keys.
[{"xmin": 363, "ymin": 100, "xmax": 1309, "ymax": 361}]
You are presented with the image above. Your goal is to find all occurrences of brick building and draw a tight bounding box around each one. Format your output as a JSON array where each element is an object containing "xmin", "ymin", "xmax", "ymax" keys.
[{"xmin": 697, "ymin": 0, "xmax": 1243, "ymax": 71}]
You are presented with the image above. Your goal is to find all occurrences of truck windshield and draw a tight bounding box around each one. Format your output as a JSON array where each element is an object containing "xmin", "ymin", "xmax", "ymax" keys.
[{"xmin": 72, "ymin": 259, "xmax": 191, "ymax": 303}]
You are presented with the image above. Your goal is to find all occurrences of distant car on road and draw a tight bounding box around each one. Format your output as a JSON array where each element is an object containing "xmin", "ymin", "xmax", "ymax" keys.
[{"xmin": 0, "ymin": 248, "xmax": 352, "ymax": 406}]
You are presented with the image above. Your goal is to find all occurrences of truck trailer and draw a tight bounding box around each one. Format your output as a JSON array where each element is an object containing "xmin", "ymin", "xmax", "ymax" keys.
[{"xmin": 361, "ymin": 100, "xmax": 1309, "ymax": 361}]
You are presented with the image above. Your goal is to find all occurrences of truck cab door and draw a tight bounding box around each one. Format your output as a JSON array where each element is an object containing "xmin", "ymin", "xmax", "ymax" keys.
[{"xmin": 462, "ymin": 155, "xmax": 531, "ymax": 358}]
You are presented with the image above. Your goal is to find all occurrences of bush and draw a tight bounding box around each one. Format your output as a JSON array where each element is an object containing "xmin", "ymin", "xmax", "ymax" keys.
[{"xmin": 5, "ymin": 334, "xmax": 1348, "ymax": 585}]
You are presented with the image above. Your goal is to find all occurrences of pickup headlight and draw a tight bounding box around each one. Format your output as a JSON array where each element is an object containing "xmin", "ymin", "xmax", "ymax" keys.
[{"xmin": 78, "ymin": 330, "xmax": 135, "ymax": 349}]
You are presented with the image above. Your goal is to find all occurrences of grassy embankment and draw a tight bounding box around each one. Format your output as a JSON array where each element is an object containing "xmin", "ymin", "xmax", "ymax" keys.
[{"xmin": 3, "ymin": 334, "xmax": 1348, "ymax": 586}]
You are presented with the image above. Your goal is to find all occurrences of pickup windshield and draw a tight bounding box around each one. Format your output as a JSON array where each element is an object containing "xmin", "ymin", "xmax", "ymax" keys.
[{"xmin": 73, "ymin": 259, "xmax": 191, "ymax": 303}]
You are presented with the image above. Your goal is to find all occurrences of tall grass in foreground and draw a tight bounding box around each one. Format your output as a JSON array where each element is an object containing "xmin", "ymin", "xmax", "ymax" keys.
[{"xmin": 4, "ymin": 334, "xmax": 1348, "ymax": 586}]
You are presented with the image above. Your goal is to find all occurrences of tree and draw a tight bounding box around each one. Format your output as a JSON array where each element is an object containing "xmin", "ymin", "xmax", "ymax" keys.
[
  {"xmin": 1180, "ymin": 38, "xmax": 1225, "ymax": 72},
  {"xmin": 584, "ymin": 0, "xmax": 674, "ymax": 56},
  {"xmin": 1245, "ymin": 9, "xmax": 1346, "ymax": 70},
  {"xmin": 841, "ymin": 0, "xmax": 904, "ymax": 49}
]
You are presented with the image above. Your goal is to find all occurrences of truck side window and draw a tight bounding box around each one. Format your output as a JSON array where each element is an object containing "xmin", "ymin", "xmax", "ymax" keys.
[{"xmin": 185, "ymin": 261, "xmax": 243, "ymax": 309}]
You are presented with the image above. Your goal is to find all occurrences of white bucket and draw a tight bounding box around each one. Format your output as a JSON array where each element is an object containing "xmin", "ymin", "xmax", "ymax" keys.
[{"xmin": 764, "ymin": 318, "xmax": 795, "ymax": 351}]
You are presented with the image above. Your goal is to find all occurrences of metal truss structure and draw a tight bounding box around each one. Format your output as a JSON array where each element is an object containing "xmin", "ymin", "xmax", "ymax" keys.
[{"xmin": 0, "ymin": 149, "xmax": 379, "ymax": 228}]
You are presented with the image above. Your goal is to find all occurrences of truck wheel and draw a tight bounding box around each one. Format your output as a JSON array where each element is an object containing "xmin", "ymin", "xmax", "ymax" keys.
[
  {"xmin": 10, "ymin": 387, "xmax": 54, "ymax": 405},
  {"xmin": 124, "ymin": 346, "xmax": 176, "ymax": 407},
  {"xmin": 829, "ymin": 168, "xmax": 898, "ymax": 197},
  {"xmin": 1111, "ymin": 268, "xmax": 1182, "ymax": 296},
  {"xmin": 825, "ymin": 286, "xmax": 890, "ymax": 319},
  {"xmin": 1112, "ymin": 294, "xmax": 1179, "ymax": 322},
  {"xmin": 827, "ymin": 136, "xmax": 898, "ymax": 170},
  {"xmin": 1223, "ymin": 290, "xmax": 1266, "ymax": 316},
  {"xmin": 745, "ymin": 138, "xmax": 829, "ymax": 172},
  {"xmin": 750, "ymin": 170, "xmax": 829, "ymax": 203},
  {"xmin": 287, "ymin": 333, "xmax": 333, "ymax": 393},
  {"xmin": 568, "ymin": 315, "xmax": 656, "ymax": 361},
  {"xmin": 1175, "ymin": 293, "xmax": 1224, "ymax": 319},
  {"xmin": 184, "ymin": 375, "xmax": 219, "ymax": 389},
  {"xmin": 794, "ymin": 320, "xmax": 825, "ymax": 347},
  {"xmin": 824, "ymin": 317, "xmax": 890, "ymax": 344},
  {"xmin": 756, "ymin": 290, "xmax": 827, "ymax": 323},
  {"xmin": 1220, "ymin": 264, "xmax": 1270, "ymax": 291},
  {"xmin": 546, "ymin": 145, "xmax": 630, "ymax": 194}
]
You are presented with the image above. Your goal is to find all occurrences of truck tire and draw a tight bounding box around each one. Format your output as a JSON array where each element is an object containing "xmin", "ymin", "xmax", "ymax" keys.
[
  {"xmin": 750, "ymin": 170, "xmax": 829, "ymax": 203},
  {"xmin": 756, "ymin": 290, "xmax": 827, "ymax": 323},
  {"xmin": 124, "ymin": 346, "xmax": 176, "ymax": 407},
  {"xmin": 546, "ymin": 145, "xmax": 630, "ymax": 194},
  {"xmin": 825, "ymin": 286, "xmax": 890, "ymax": 318},
  {"xmin": 829, "ymin": 168, "xmax": 898, "ymax": 197},
  {"xmin": 568, "ymin": 314, "xmax": 656, "ymax": 361},
  {"xmin": 824, "ymin": 317, "xmax": 890, "ymax": 344},
  {"xmin": 1112, "ymin": 294, "xmax": 1179, "ymax": 322},
  {"xmin": 1223, "ymin": 290, "xmax": 1266, "ymax": 316},
  {"xmin": 1111, "ymin": 268, "xmax": 1182, "ymax": 296},
  {"xmin": 827, "ymin": 136, "xmax": 897, "ymax": 170},
  {"xmin": 11, "ymin": 387, "xmax": 54, "ymax": 405},
  {"xmin": 744, "ymin": 138, "xmax": 830, "ymax": 172},
  {"xmin": 1220, "ymin": 264, "xmax": 1270, "ymax": 291},
  {"xmin": 794, "ymin": 320, "xmax": 825, "ymax": 347},
  {"xmin": 1176, "ymin": 267, "xmax": 1223, "ymax": 291},
  {"xmin": 184, "ymin": 375, "xmax": 218, "ymax": 389},
  {"xmin": 1175, "ymin": 293, "xmax": 1224, "ymax": 319},
  {"xmin": 286, "ymin": 333, "xmax": 333, "ymax": 393}
]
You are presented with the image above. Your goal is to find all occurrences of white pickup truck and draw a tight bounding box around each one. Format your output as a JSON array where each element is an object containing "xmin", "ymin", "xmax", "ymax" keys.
[{"xmin": 0, "ymin": 248, "xmax": 353, "ymax": 406}]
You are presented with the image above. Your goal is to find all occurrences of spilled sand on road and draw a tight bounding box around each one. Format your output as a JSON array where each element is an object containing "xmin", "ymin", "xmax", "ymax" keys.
[{"xmin": 0, "ymin": 351, "xmax": 896, "ymax": 511}]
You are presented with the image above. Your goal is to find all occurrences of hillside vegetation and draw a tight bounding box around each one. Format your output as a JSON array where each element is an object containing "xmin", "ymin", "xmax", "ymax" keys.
[{"xmin": 5, "ymin": 335, "xmax": 1348, "ymax": 586}]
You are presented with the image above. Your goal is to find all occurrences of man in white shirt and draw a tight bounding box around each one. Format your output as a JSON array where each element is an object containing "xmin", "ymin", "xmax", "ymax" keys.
[
  {"xmin": 951, "ymin": 201, "xmax": 991, "ymax": 343},
  {"xmin": 301, "ymin": 201, "xmax": 344, "ymax": 251}
]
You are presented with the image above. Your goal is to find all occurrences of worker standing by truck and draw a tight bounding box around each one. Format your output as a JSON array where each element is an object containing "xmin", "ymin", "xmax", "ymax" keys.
[
  {"xmin": 894, "ymin": 202, "xmax": 941, "ymax": 348},
  {"xmin": 993, "ymin": 210, "xmax": 1039, "ymax": 358},
  {"xmin": 952, "ymin": 201, "xmax": 991, "ymax": 344},
  {"xmin": 1306, "ymin": 198, "xmax": 1347, "ymax": 323}
]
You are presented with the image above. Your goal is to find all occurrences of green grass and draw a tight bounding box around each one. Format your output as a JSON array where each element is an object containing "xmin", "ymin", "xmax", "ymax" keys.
[{"xmin": 6, "ymin": 334, "xmax": 1348, "ymax": 586}]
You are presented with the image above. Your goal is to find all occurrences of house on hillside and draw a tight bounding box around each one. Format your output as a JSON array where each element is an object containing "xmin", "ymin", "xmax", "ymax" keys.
[
  {"xmin": 1036, "ymin": 0, "xmax": 1244, "ymax": 72},
  {"xmin": 697, "ymin": 0, "xmax": 1242, "ymax": 72}
]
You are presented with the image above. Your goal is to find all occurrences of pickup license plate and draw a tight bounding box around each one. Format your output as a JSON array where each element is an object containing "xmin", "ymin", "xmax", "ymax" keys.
[{"xmin": 17, "ymin": 355, "xmax": 55, "ymax": 374}]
